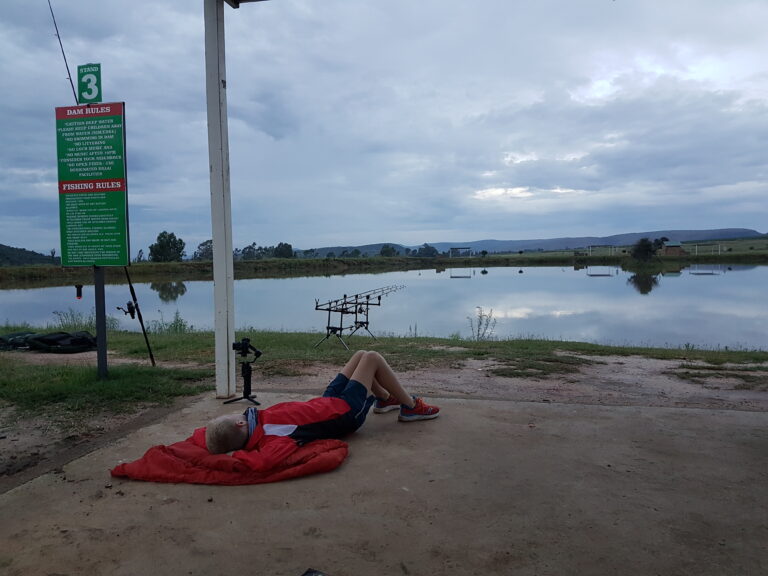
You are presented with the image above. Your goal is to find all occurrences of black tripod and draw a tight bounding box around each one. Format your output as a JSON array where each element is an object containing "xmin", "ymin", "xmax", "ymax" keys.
[{"xmin": 224, "ymin": 337, "xmax": 262, "ymax": 405}]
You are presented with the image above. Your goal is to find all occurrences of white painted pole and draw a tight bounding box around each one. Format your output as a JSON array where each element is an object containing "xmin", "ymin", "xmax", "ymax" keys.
[{"xmin": 204, "ymin": 0, "xmax": 236, "ymax": 398}]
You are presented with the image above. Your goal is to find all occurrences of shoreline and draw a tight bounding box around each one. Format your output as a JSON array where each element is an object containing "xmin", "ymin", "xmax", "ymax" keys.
[{"xmin": 1, "ymin": 253, "xmax": 767, "ymax": 289}]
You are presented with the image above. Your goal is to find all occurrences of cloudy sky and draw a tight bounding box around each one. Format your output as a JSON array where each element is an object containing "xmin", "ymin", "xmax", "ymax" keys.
[{"xmin": 2, "ymin": 0, "xmax": 767, "ymax": 257}]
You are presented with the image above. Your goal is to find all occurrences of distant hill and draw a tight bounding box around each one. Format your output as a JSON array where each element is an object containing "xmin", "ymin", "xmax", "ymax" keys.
[
  {"xmin": 309, "ymin": 228, "xmax": 765, "ymax": 257},
  {"xmin": 304, "ymin": 243, "xmax": 399, "ymax": 258},
  {"xmin": 0, "ymin": 244, "xmax": 60, "ymax": 266},
  {"xmin": 4, "ymin": 228, "xmax": 764, "ymax": 264},
  {"xmin": 425, "ymin": 228, "xmax": 765, "ymax": 254}
]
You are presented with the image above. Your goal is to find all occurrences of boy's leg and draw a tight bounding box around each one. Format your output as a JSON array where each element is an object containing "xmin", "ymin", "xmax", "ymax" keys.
[
  {"xmin": 370, "ymin": 376, "xmax": 389, "ymax": 400},
  {"xmin": 371, "ymin": 374, "xmax": 403, "ymax": 413},
  {"xmin": 349, "ymin": 351, "xmax": 415, "ymax": 408},
  {"xmin": 339, "ymin": 350, "xmax": 366, "ymax": 380},
  {"xmin": 323, "ymin": 350, "xmax": 366, "ymax": 398},
  {"xmin": 350, "ymin": 351, "xmax": 440, "ymax": 422}
]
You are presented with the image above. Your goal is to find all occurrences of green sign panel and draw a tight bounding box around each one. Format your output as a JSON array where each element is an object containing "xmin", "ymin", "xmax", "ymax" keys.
[
  {"xmin": 55, "ymin": 102, "xmax": 129, "ymax": 266},
  {"xmin": 77, "ymin": 63, "xmax": 102, "ymax": 104}
]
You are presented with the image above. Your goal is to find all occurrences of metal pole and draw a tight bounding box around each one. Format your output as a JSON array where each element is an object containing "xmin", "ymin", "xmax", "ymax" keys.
[
  {"xmin": 204, "ymin": 0, "xmax": 236, "ymax": 398},
  {"xmin": 94, "ymin": 266, "xmax": 108, "ymax": 379}
]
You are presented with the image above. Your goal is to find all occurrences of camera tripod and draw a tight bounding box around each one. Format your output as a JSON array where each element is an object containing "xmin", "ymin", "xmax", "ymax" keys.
[{"xmin": 223, "ymin": 337, "xmax": 262, "ymax": 405}]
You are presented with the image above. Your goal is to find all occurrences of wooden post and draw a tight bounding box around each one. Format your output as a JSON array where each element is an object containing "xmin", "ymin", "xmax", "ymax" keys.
[{"xmin": 204, "ymin": 0, "xmax": 236, "ymax": 398}]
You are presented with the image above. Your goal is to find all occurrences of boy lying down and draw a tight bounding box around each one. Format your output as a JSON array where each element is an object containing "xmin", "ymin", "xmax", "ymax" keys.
[{"xmin": 111, "ymin": 351, "xmax": 439, "ymax": 484}]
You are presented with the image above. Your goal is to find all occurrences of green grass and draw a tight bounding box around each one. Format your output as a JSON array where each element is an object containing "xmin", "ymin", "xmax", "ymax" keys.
[
  {"xmin": 670, "ymin": 363, "xmax": 768, "ymax": 390},
  {"xmin": 2, "ymin": 325, "xmax": 767, "ymax": 421},
  {"xmin": 108, "ymin": 330, "xmax": 216, "ymax": 363},
  {"xmin": 25, "ymin": 326, "xmax": 768, "ymax": 371},
  {"xmin": 177, "ymin": 330, "xmax": 768, "ymax": 377},
  {"xmin": 49, "ymin": 307, "xmax": 120, "ymax": 333},
  {"xmin": 0, "ymin": 355, "xmax": 212, "ymax": 414}
]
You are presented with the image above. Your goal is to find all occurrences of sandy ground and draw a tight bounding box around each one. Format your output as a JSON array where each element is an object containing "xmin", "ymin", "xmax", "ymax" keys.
[{"xmin": 1, "ymin": 350, "xmax": 767, "ymax": 575}]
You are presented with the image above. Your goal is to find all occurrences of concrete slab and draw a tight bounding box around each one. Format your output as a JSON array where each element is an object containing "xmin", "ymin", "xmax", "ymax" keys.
[{"xmin": 1, "ymin": 393, "xmax": 767, "ymax": 576}]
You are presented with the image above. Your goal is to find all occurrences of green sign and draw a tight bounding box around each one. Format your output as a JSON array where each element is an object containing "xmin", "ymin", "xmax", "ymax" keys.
[
  {"xmin": 77, "ymin": 63, "xmax": 102, "ymax": 104},
  {"xmin": 55, "ymin": 102, "xmax": 129, "ymax": 267}
]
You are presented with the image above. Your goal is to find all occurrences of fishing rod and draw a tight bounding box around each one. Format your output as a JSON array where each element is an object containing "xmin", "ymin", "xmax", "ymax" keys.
[
  {"xmin": 48, "ymin": 1, "xmax": 155, "ymax": 367},
  {"xmin": 117, "ymin": 267, "xmax": 156, "ymax": 366},
  {"xmin": 47, "ymin": 0, "xmax": 77, "ymax": 105}
]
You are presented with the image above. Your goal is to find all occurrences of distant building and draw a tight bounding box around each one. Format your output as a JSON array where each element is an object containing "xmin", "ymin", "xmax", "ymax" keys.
[
  {"xmin": 660, "ymin": 241, "xmax": 687, "ymax": 256},
  {"xmin": 449, "ymin": 247, "xmax": 472, "ymax": 258}
]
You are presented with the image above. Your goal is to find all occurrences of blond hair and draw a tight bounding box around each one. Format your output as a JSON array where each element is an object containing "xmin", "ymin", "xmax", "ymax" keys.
[{"xmin": 205, "ymin": 414, "xmax": 249, "ymax": 454}]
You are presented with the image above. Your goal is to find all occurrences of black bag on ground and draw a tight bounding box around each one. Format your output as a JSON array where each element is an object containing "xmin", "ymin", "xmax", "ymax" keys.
[
  {"xmin": 0, "ymin": 331, "xmax": 36, "ymax": 351},
  {"xmin": 23, "ymin": 331, "xmax": 97, "ymax": 354}
]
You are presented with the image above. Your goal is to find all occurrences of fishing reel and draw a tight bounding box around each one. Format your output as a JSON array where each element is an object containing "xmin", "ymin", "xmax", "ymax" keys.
[{"xmin": 116, "ymin": 301, "xmax": 136, "ymax": 319}]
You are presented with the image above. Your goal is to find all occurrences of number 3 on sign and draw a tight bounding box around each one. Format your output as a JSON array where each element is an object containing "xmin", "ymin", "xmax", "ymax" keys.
[
  {"xmin": 77, "ymin": 63, "xmax": 102, "ymax": 104},
  {"xmin": 81, "ymin": 74, "xmax": 99, "ymax": 100}
]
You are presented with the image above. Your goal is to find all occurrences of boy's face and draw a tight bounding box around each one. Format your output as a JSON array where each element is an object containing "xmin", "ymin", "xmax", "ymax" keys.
[
  {"xmin": 220, "ymin": 413, "xmax": 247, "ymax": 427},
  {"xmin": 206, "ymin": 413, "xmax": 250, "ymax": 453}
]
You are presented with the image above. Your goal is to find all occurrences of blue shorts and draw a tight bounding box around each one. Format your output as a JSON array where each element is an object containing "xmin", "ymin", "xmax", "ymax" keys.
[{"xmin": 322, "ymin": 373, "xmax": 375, "ymax": 433}]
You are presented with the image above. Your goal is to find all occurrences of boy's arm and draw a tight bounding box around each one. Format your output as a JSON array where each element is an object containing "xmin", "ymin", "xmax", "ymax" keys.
[{"xmin": 231, "ymin": 435, "xmax": 299, "ymax": 472}]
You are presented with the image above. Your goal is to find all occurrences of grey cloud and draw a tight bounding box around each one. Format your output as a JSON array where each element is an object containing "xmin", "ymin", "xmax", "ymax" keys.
[{"xmin": 2, "ymin": 0, "xmax": 768, "ymax": 254}]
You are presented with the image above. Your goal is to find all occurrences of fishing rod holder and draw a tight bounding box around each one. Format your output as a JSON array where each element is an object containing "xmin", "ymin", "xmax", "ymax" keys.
[{"xmin": 314, "ymin": 285, "xmax": 405, "ymax": 349}]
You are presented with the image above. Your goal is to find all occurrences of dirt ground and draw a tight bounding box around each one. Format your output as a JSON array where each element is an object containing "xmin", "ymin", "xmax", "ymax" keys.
[
  {"xmin": 2, "ymin": 349, "xmax": 766, "ymax": 485},
  {"xmin": 1, "ymin": 350, "xmax": 767, "ymax": 575}
]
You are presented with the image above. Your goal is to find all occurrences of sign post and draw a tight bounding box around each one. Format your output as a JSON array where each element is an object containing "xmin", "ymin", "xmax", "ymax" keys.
[
  {"xmin": 55, "ymin": 103, "xmax": 129, "ymax": 267},
  {"xmin": 77, "ymin": 63, "xmax": 102, "ymax": 104},
  {"xmin": 55, "ymin": 101, "xmax": 129, "ymax": 378}
]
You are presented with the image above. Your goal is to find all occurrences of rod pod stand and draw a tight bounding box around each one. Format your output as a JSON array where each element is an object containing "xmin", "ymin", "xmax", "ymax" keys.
[{"xmin": 224, "ymin": 337, "xmax": 262, "ymax": 405}]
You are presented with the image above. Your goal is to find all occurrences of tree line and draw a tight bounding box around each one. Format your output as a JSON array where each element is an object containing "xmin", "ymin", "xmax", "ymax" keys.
[
  {"xmin": 191, "ymin": 239, "xmax": 295, "ymax": 261},
  {"xmin": 630, "ymin": 236, "xmax": 670, "ymax": 261},
  {"xmin": 137, "ymin": 232, "xmax": 445, "ymax": 263},
  {"xmin": 135, "ymin": 232, "xmax": 295, "ymax": 262}
]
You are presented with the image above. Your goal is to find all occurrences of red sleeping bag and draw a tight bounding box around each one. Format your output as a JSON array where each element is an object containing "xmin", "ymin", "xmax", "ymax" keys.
[{"xmin": 111, "ymin": 428, "xmax": 348, "ymax": 485}]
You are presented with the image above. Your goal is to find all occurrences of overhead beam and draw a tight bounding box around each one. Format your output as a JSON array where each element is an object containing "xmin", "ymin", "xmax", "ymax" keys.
[{"xmin": 224, "ymin": 0, "xmax": 269, "ymax": 8}]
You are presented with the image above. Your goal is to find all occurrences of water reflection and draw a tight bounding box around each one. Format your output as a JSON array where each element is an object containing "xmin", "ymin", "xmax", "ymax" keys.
[
  {"xmin": 2, "ymin": 265, "xmax": 767, "ymax": 349},
  {"xmin": 149, "ymin": 281, "xmax": 187, "ymax": 303},
  {"xmin": 627, "ymin": 273, "xmax": 659, "ymax": 294}
]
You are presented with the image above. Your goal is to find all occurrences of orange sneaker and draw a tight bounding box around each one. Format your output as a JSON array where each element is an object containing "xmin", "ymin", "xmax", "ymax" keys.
[
  {"xmin": 373, "ymin": 395, "xmax": 401, "ymax": 413},
  {"xmin": 399, "ymin": 397, "xmax": 440, "ymax": 422}
]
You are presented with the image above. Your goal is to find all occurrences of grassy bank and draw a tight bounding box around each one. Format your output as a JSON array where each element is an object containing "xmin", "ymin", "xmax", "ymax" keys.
[
  {"xmin": 0, "ymin": 358, "xmax": 212, "ymax": 415},
  {"xmin": 2, "ymin": 240, "xmax": 767, "ymax": 289},
  {"xmin": 111, "ymin": 329, "xmax": 768, "ymax": 371},
  {"xmin": 3, "ymin": 324, "xmax": 766, "ymax": 424}
]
